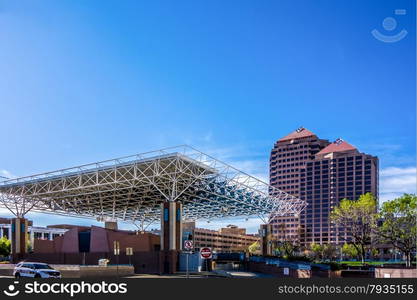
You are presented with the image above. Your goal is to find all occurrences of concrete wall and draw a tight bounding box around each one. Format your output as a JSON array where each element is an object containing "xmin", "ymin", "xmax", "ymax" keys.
[
  {"xmin": 375, "ymin": 268, "xmax": 417, "ymax": 278},
  {"xmin": 311, "ymin": 269, "xmax": 342, "ymax": 278},
  {"xmin": 0, "ymin": 264, "xmax": 14, "ymax": 276},
  {"xmin": 48, "ymin": 265, "xmax": 134, "ymax": 278},
  {"xmin": 248, "ymin": 262, "xmax": 311, "ymax": 278},
  {"xmin": 90, "ymin": 226, "xmax": 110, "ymax": 252},
  {"xmin": 61, "ymin": 228, "xmax": 80, "ymax": 253},
  {"xmin": 24, "ymin": 251, "xmax": 163, "ymax": 274},
  {"xmin": 106, "ymin": 230, "xmax": 157, "ymax": 252},
  {"xmin": 1, "ymin": 264, "xmax": 134, "ymax": 278},
  {"xmin": 79, "ymin": 265, "xmax": 134, "ymax": 278}
]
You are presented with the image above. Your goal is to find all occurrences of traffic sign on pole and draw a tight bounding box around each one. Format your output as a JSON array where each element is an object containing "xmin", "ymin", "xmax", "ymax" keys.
[
  {"xmin": 184, "ymin": 240, "xmax": 193, "ymax": 251},
  {"xmin": 200, "ymin": 247, "xmax": 212, "ymax": 259}
]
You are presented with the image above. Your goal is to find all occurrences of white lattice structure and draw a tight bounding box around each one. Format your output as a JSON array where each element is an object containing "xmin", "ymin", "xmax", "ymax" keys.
[{"xmin": 0, "ymin": 146, "xmax": 306, "ymax": 228}]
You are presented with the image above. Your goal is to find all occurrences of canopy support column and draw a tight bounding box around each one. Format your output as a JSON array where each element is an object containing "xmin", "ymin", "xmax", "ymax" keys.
[
  {"xmin": 160, "ymin": 201, "xmax": 182, "ymax": 273},
  {"xmin": 260, "ymin": 224, "xmax": 273, "ymax": 256},
  {"xmin": 10, "ymin": 218, "xmax": 29, "ymax": 262}
]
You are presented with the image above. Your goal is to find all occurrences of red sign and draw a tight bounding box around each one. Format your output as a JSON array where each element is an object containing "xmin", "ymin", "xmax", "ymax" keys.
[
  {"xmin": 200, "ymin": 247, "xmax": 212, "ymax": 259},
  {"xmin": 184, "ymin": 240, "xmax": 193, "ymax": 250}
]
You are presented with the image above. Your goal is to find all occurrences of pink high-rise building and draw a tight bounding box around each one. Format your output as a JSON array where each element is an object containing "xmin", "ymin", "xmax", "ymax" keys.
[
  {"xmin": 269, "ymin": 127, "xmax": 329, "ymax": 242},
  {"xmin": 269, "ymin": 127, "xmax": 378, "ymax": 245}
]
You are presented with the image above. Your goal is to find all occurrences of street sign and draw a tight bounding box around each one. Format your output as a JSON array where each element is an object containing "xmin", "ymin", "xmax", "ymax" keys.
[
  {"xmin": 184, "ymin": 240, "xmax": 193, "ymax": 251},
  {"xmin": 200, "ymin": 247, "xmax": 212, "ymax": 259},
  {"xmin": 283, "ymin": 267, "xmax": 289, "ymax": 275}
]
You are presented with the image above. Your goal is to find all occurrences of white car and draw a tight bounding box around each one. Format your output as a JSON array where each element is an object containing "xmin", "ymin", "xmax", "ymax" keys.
[{"xmin": 13, "ymin": 262, "xmax": 61, "ymax": 278}]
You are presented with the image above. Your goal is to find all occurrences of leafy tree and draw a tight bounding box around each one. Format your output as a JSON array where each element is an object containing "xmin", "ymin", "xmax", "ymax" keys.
[
  {"xmin": 273, "ymin": 218, "xmax": 302, "ymax": 259},
  {"xmin": 378, "ymin": 194, "xmax": 417, "ymax": 267},
  {"xmin": 331, "ymin": 193, "xmax": 378, "ymax": 263},
  {"xmin": 322, "ymin": 244, "xmax": 337, "ymax": 261},
  {"xmin": 248, "ymin": 241, "xmax": 260, "ymax": 254},
  {"xmin": 0, "ymin": 236, "xmax": 11, "ymax": 257},
  {"xmin": 27, "ymin": 238, "xmax": 32, "ymax": 253},
  {"xmin": 310, "ymin": 243, "xmax": 337, "ymax": 261},
  {"xmin": 275, "ymin": 241, "xmax": 300, "ymax": 259},
  {"xmin": 310, "ymin": 243, "xmax": 323, "ymax": 260},
  {"xmin": 370, "ymin": 248, "xmax": 379, "ymax": 260},
  {"xmin": 342, "ymin": 243, "xmax": 359, "ymax": 259}
]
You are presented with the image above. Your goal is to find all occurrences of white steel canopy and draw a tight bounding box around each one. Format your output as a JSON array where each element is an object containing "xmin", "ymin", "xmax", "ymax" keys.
[{"xmin": 0, "ymin": 146, "xmax": 306, "ymax": 227}]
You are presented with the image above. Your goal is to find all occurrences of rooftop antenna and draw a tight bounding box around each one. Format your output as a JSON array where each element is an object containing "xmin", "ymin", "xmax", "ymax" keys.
[{"xmin": 296, "ymin": 126, "xmax": 304, "ymax": 133}]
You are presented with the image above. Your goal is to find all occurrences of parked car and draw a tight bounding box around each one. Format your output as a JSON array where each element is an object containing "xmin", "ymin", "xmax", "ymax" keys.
[{"xmin": 14, "ymin": 262, "xmax": 61, "ymax": 278}]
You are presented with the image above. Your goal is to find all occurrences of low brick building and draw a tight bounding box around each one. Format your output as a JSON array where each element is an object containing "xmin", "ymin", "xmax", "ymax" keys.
[
  {"xmin": 182, "ymin": 222, "xmax": 259, "ymax": 252},
  {"xmin": 33, "ymin": 225, "xmax": 160, "ymax": 254}
]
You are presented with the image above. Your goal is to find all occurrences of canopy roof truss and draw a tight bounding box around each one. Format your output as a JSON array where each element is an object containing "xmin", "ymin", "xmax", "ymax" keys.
[{"xmin": 0, "ymin": 146, "xmax": 306, "ymax": 226}]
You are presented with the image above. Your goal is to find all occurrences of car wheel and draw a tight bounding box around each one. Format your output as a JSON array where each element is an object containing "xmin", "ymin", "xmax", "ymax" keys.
[{"xmin": 15, "ymin": 273, "xmax": 20, "ymax": 278}]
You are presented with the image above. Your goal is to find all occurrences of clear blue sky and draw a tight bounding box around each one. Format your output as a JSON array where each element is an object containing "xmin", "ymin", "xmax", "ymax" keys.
[{"xmin": 0, "ymin": 0, "xmax": 415, "ymax": 232}]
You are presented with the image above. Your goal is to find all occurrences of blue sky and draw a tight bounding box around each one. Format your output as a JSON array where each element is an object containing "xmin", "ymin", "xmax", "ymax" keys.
[{"xmin": 0, "ymin": 0, "xmax": 415, "ymax": 233}]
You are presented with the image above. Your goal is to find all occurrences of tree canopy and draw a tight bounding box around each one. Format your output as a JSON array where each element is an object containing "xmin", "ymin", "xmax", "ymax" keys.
[
  {"xmin": 0, "ymin": 237, "xmax": 11, "ymax": 257},
  {"xmin": 378, "ymin": 194, "xmax": 417, "ymax": 267},
  {"xmin": 331, "ymin": 193, "xmax": 378, "ymax": 263}
]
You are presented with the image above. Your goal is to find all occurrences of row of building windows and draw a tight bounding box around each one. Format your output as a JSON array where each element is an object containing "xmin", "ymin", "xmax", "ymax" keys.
[
  {"xmin": 271, "ymin": 174, "xmax": 300, "ymax": 180},
  {"xmin": 306, "ymin": 156, "xmax": 371, "ymax": 165},
  {"xmin": 274, "ymin": 150, "xmax": 310, "ymax": 157},
  {"xmin": 274, "ymin": 157, "xmax": 309, "ymax": 166},
  {"xmin": 301, "ymin": 181, "xmax": 372, "ymax": 189},
  {"xmin": 275, "ymin": 143, "xmax": 319, "ymax": 152},
  {"xmin": 270, "ymin": 218, "xmax": 299, "ymax": 223}
]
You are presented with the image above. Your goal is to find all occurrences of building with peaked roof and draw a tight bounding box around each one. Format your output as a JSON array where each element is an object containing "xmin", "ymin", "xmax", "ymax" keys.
[
  {"xmin": 278, "ymin": 127, "xmax": 317, "ymax": 142},
  {"xmin": 270, "ymin": 129, "xmax": 379, "ymax": 246},
  {"xmin": 315, "ymin": 138, "xmax": 357, "ymax": 156},
  {"xmin": 270, "ymin": 127, "xmax": 330, "ymax": 198},
  {"xmin": 269, "ymin": 127, "xmax": 330, "ymax": 242},
  {"xmin": 300, "ymin": 138, "xmax": 378, "ymax": 245}
]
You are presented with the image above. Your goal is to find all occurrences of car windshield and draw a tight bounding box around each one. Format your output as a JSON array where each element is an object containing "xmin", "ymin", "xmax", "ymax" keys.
[{"xmin": 32, "ymin": 264, "xmax": 53, "ymax": 270}]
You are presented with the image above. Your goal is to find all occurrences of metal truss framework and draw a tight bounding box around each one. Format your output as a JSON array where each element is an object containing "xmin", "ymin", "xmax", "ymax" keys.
[{"xmin": 0, "ymin": 146, "xmax": 306, "ymax": 228}]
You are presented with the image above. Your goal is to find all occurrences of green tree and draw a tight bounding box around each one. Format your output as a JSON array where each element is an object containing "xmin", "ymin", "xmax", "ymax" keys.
[
  {"xmin": 310, "ymin": 243, "xmax": 337, "ymax": 261},
  {"xmin": 331, "ymin": 193, "xmax": 378, "ymax": 263},
  {"xmin": 322, "ymin": 244, "xmax": 337, "ymax": 261},
  {"xmin": 342, "ymin": 243, "xmax": 359, "ymax": 259},
  {"xmin": 378, "ymin": 194, "xmax": 417, "ymax": 267},
  {"xmin": 275, "ymin": 241, "xmax": 300, "ymax": 259},
  {"xmin": 0, "ymin": 236, "xmax": 11, "ymax": 257},
  {"xmin": 274, "ymin": 219, "xmax": 302, "ymax": 259},
  {"xmin": 248, "ymin": 241, "xmax": 260, "ymax": 254},
  {"xmin": 310, "ymin": 243, "xmax": 323, "ymax": 260}
]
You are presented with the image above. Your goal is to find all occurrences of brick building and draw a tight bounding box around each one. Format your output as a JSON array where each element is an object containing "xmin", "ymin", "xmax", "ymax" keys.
[
  {"xmin": 299, "ymin": 138, "xmax": 378, "ymax": 245},
  {"xmin": 269, "ymin": 128, "xmax": 378, "ymax": 246},
  {"xmin": 33, "ymin": 225, "xmax": 160, "ymax": 254},
  {"xmin": 269, "ymin": 127, "xmax": 329, "ymax": 242},
  {"xmin": 182, "ymin": 222, "xmax": 258, "ymax": 252}
]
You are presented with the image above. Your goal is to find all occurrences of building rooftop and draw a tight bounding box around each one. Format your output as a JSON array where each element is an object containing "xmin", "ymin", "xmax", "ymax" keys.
[
  {"xmin": 316, "ymin": 138, "xmax": 357, "ymax": 155},
  {"xmin": 278, "ymin": 127, "xmax": 316, "ymax": 142}
]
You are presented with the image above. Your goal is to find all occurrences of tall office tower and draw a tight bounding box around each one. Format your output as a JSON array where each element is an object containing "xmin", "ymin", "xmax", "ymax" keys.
[
  {"xmin": 299, "ymin": 138, "xmax": 379, "ymax": 245},
  {"xmin": 269, "ymin": 127, "xmax": 330, "ymax": 241}
]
